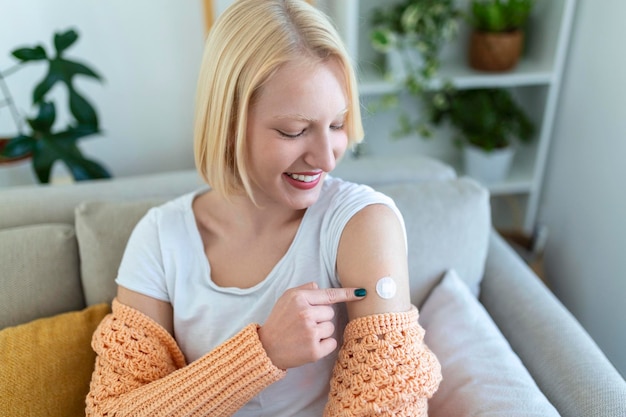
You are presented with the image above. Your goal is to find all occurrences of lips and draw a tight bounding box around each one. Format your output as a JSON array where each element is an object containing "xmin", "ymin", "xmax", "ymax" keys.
[{"xmin": 284, "ymin": 171, "xmax": 322, "ymax": 190}]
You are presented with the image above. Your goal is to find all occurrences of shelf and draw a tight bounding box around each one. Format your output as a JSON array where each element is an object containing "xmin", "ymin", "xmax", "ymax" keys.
[
  {"xmin": 358, "ymin": 56, "xmax": 555, "ymax": 96},
  {"xmin": 335, "ymin": 152, "xmax": 534, "ymax": 196},
  {"xmin": 439, "ymin": 150, "xmax": 535, "ymax": 196},
  {"xmin": 445, "ymin": 164, "xmax": 532, "ymax": 195},
  {"xmin": 328, "ymin": 0, "xmax": 577, "ymax": 233}
]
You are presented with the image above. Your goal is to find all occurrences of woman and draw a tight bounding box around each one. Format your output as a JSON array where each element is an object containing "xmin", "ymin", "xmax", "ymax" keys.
[{"xmin": 86, "ymin": 0, "xmax": 441, "ymax": 415}]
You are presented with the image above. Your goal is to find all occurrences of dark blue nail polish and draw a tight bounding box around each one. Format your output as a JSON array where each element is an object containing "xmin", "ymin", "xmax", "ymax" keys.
[{"xmin": 354, "ymin": 288, "xmax": 367, "ymax": 297}]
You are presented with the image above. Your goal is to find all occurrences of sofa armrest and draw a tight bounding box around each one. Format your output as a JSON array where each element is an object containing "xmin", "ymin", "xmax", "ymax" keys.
[{"xmin": 480, "ymin": 231, "xmax": 626, "ymax": 417}]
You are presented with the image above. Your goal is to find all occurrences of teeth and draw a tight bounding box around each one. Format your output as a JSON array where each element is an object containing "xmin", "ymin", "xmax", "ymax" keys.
[{"xmin": 287, "ymin": 173, "xmax": 320, "ymax": 183}]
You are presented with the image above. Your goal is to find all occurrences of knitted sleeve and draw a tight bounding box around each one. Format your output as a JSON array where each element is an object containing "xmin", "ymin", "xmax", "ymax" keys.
[
  {"xmin": 86, "ymin": 299, "xmax": 286, "ymax": 416},
  {"xmin": 323, "ymin": 306, "xmax": 442, "ymax": 417}
]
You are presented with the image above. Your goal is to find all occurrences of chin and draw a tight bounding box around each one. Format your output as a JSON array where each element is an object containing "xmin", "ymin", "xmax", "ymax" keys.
[
  {"xmin": 287, "ymin": 191, "xmax": 322, "ymax": 211},
  {"xmin": 285, "ymin": 185, "xmax": 325, "ymax": 210}
]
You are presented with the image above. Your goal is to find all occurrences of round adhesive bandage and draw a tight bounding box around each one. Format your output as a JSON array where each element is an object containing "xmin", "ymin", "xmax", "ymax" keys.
[{"xmin": 375, "ymin": 276, "xmax": 397, "ymax": 299}]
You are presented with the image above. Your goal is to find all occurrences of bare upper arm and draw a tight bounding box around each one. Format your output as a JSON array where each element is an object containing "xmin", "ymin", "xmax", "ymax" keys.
[
  {"xmin": 337, "ymin": 203, "xmax": 412, "ymax": 320},
  {"xmin": 116, "ymin": 286, "xmax": 174, "ymax": 335}
]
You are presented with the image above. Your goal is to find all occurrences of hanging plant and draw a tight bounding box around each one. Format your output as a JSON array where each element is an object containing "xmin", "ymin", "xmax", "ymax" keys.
[{"xmin": 369, "ymin": 0, "xmax": 463, "ymax": 138}]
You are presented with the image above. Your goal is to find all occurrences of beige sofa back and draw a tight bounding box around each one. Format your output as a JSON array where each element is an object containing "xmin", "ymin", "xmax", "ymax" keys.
[
  {"xmin": 1, "ymin": 157, "xmax": 489, "ymax": 330},
  {"xmin": 0, "ymin": 170, "xmax": 203, "ymax": 329}
]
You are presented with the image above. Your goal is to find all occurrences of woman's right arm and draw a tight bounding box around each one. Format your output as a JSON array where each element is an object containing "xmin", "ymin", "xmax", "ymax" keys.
[
  {"xmin": 117, "ymin": 286, "xmax": 174, "ymax": 334},
  {"xmin": 86, "ymin": 287, "xmax": 286, "ymax": 417}
]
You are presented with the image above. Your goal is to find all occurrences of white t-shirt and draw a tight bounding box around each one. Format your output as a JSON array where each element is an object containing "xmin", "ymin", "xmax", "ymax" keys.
[{"xmin": 116, "ymin": 175, "xmax": 405, "ymax": 416}]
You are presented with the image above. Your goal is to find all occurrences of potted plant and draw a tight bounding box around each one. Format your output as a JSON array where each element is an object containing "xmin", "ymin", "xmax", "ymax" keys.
[
  {"xmin": 428, "ymin": 87, "xmax": 535, "ymax": 183},
  {"xmin": 0, "ymin": 28, "xmax": 111, "ymax": 183},
  {"xmin": 468, "ymin": 0, "xmax": 535, "ymax": 72},
  {"xmin": 368, "ymin": 0, "xmax": 463, "ymax": 138},
  {"xmin": 0, "ymin": 70, "xmax": 30, "ymax": 166}
]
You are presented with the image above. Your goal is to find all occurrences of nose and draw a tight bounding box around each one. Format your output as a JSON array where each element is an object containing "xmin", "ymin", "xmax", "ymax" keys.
[{"xmin": 305, "ymin": 131, "xmax": 343, "ymax": 173}]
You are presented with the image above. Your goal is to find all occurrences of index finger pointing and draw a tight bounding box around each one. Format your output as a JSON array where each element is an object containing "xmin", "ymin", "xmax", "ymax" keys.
[{"xmin": 305, "ymin": 287, "xmax": 367, "ymax": 305}]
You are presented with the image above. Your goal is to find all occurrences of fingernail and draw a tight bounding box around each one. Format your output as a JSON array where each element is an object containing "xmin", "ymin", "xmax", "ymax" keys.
[{"xmin": 354, "ymin": 288, "xmax": 367, "ymax": 297}]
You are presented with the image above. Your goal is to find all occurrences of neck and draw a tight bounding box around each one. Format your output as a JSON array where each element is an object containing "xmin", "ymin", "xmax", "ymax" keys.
[{"xmin": 206, "ymin": 191, "xmax": 306, "ymax": 236}]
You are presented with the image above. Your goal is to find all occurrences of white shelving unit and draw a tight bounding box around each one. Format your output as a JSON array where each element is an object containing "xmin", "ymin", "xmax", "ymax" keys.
[{"xmin": 317, "ymin": 0, "xmax": 577, "ymax": 234}]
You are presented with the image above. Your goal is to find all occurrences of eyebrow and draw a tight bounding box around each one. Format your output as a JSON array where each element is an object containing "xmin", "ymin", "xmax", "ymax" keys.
[{"xmin": 273, "ymin": 108, "xmax": 348, "ymax": 122}]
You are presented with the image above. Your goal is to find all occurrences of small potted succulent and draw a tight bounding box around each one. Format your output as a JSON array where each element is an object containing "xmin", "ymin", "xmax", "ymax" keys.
[
  {"xmin": 468, "ymin": 0, "xmax": 535, "ymax": 72},
  {"xmin": 0, "ymin": 28, "xmax": 111, "ymax": 183},
  {"xmin": 428, "ymin": 87, "xmax": 535, "ymax": 183}
]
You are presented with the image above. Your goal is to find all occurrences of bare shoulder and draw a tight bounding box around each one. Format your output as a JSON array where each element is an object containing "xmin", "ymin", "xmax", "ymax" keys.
[
  {"xmin": 116, "ymin": 286, "xmax": 174, "ymax": 335},
  {"xmin": 337, "ymin": 204, "xmax": 411, "ymax": 320}
]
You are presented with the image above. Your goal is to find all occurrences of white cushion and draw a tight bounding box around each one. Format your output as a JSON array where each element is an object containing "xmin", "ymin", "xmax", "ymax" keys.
[{"xmin": 419, "ymin": 269, "xmax": 560, "ymax": 416}]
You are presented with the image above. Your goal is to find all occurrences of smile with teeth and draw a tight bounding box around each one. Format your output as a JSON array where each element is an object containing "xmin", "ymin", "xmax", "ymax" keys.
[{"xmin": 286, "ymin": 172, "xmax": 321, "ymax": 183}]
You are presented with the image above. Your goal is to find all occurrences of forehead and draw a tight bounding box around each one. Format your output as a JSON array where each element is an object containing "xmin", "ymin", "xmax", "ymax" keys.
[{"xmin": 252, "ymin": 58, "xmax": 348, "ymax": 114}]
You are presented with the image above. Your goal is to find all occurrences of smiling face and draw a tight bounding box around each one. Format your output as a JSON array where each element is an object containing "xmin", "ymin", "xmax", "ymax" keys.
[{"xmin": 245, "ymin": 58, "xmax": 349, "ymax": 210}]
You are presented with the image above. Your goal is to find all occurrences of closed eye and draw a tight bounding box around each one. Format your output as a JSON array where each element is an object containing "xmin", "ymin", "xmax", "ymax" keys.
[
  {"xmin": 277, "ymin": 129, "xmax": 306, "ymax": 139},
  {"xmin": 330, "ymin": 123, "xmax": 344, "ymax": 131}
]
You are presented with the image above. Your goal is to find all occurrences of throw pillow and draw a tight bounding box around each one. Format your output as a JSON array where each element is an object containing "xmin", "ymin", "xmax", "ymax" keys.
[
  {"xmin": 75, "ymin": 199, "xmax": 165, "ymax": 305},
  {"xmin": 0, "ymin": 223, "xmax": 84, "ymax": 329},
  {"xmin": 0, "ymin": 303, "xmax": 111, "ymax": 417},
  {"xmin": 419, "ymin": 269, "xmax": 560, "ymax": 416}
]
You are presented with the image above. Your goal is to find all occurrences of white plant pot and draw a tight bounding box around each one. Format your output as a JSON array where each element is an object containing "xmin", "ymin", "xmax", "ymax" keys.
[
  {"xmin": 463, "ymin": 144, "xmax": 515, "ymax": 184},
  {"xmin": 0, "ymin": 159, "xmax": 36, "ymax": 187},
  {"xmin": 0, "ymin": 160, "xmax": 75, "ymax": 187},
  {"xmin": 386, "ymin": 47, "xmax": 423, "ymax": 82}
]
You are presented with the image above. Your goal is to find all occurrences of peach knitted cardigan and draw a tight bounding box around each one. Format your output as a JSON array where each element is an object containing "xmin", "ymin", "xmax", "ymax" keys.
[
  {"xmin": 87, "ymin": 301, "xmax": 440, "ymax": 416},
  {"xmin": 324, "ymin": 306, "xmax": 442, "ymax": 416},
  {"xmin": 86, "ymin": 299, "xmax": 286, "ymax": 416}
]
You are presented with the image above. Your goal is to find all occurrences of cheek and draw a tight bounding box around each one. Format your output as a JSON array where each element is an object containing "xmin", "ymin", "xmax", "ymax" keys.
[
  {"xmin": 334, "ymin": 133, "xmax": 349, "ymax": 158},
  {"xmin": 248, "ymin": 134, "xmax": 291, "ymax": 174}
]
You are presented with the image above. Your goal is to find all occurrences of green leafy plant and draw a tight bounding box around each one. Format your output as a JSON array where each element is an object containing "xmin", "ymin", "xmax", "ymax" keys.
[
  {"xmin": 428, "ymin": 87, "xmax": 535, "ymax": 151},
  {"xmin": 470, "ymin": 0, "xmax": 534, "ymax": 32},
  {"xmin": 0, "ymin": 28, "xmax": 111, "ymax": 183},
  {"xmin": 368, "ymin": 0, "xmax": 463, "ymax": 139},
  {"xmin": 370, "ymin": 0, "xmax": 462, "ymax": 85}
]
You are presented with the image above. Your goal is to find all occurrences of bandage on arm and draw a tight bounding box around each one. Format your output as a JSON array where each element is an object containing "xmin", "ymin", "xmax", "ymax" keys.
[{"xmin": 86, "ymin": 299, "xmax": 286, "ymax": 416}]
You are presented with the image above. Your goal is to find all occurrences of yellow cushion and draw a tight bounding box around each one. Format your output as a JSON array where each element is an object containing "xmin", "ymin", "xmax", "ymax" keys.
[{"xmin": 0, "ymin": 303, "xmax": 111, "ymax": 417}]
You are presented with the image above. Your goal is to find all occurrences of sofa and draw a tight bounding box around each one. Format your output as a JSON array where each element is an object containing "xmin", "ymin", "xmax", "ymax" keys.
[{"xmin": 1, "ymin": 155, "xmax": 624, "ymax": 417}]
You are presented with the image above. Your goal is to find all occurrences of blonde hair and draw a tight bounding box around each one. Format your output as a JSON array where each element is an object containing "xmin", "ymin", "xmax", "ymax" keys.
[{"xmin": 193, "ymin": 0, "xmax": 363, "ymax": 199}]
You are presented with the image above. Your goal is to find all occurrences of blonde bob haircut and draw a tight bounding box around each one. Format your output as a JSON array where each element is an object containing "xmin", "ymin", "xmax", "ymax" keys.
[{"xmin": 193, "ymin": 0, "xmax": 364, "ymax": 200}]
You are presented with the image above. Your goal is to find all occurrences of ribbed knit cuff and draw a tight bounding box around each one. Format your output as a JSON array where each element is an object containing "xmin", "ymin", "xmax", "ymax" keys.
[
  {"xmin": 118, "ymin": 318, "xmax": 287, "ymax": 415},
  {"xmin": 88, "ymin": 300, "xmax": 286, "ymax": 416},
  {"xmin": 188, "ymin": 323, "xmax": 287, "ymax": 413},
  {"xmin": 342, "ymin": 306, "xmax": 420, "ymax": 342}
]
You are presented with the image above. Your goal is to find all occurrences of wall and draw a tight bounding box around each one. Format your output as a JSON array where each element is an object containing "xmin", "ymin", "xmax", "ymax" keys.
[
  {"xmin": 0, "ymin": 0, "xmax": 205, "ymax": 185},
  {"xmin": 539, "ymin": 0, "xmax": 626, "ymax": 377}
]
